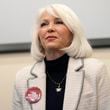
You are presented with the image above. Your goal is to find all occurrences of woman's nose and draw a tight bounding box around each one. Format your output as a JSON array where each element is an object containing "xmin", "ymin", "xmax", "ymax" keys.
[{"xmin": 47, "ymin": 23, "xmax": 55, "ymax": 32}]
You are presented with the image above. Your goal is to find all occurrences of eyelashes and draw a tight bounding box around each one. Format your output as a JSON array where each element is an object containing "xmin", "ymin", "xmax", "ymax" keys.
[
  {"xmin": 40, "ymin": 22, "xmax": 48, "ymax": 27},
  {"xmin": 56, "ymin": 21, "xmax": 64, "ymax": 24}
]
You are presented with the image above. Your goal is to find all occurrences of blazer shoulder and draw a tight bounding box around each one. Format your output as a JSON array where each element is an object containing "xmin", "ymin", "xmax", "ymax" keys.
[
  {"xmin": 15, "ymin": 65, "xmax": 32, "ymax": 82},
  {"xmin": 84, "ymin": 58, "xmax": 105, "ymax": 67},
  {"xmin": 83, "ymin": 58, "xmax": 106, "ymax": 76},
  {"xmin": 15, "ymin": 61, "xmax": 44, "ymax": 82}
]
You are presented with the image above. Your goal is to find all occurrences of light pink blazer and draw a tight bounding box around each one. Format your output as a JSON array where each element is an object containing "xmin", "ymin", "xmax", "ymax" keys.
[{"xmin": 13, "ymin": 57, "xmax": 110, "ymax": 110}]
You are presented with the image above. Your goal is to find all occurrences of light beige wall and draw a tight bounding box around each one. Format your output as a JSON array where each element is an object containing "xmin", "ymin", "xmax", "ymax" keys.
[
  {"xmin": 0, "ymin": 53, "xmax": 34, "ymax": 110},
  {"xmin": 0, "ymin": 48, "xmax": 110, "ymax": 110}
]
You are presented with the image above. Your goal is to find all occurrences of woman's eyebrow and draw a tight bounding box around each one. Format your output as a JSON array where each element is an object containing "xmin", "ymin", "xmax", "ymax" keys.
[
  {"xmin": 55, "ymin": 17, "xmax": 62, "ymax": 20},
  {"xmin": 40, "ymin": 19, "xmax": 48, "ymax": 21},
  {"xmin": 40, "ymin": 19, "xmax": 48, "ymax": 24}
]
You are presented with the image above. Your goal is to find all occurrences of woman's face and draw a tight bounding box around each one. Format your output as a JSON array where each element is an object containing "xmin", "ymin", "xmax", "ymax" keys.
[{"xmin": 38, "ymin": 12, "xmax": 73, "ymax": 52}]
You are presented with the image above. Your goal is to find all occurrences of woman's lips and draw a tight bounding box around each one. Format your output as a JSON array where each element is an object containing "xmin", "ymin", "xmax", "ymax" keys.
[{"xmin": 46, "ymin": 36, "xmax": 57, "ymax": 41}]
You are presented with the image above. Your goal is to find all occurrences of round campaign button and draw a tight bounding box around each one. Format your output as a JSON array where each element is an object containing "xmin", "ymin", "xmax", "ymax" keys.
[{"xmin": 25, "ymin": 87, "xmax": 42, "ymax": 104}]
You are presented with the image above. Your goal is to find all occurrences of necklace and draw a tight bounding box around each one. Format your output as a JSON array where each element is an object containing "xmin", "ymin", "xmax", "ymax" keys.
[{"xmin": 46, "ymin": 72, "xmax": 66, "ymax": 92}]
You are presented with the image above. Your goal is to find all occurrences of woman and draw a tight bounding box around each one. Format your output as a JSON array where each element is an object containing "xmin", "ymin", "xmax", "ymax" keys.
[{"xmin": 13, "ymin": 4, "xmax": 110, "ymax": 110}]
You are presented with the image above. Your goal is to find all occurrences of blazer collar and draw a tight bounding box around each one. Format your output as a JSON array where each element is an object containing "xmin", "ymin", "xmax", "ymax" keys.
[
  {"xmin": 63, "ymin": 57, "xmax": 84, "ymax": 110},
  {"xmin": 30, "ymin": 60, "xmax": 46, "ymax": 78},
  {"xmin": 30, "ymin": 57, "xmax": 83, "ymax": 78}
]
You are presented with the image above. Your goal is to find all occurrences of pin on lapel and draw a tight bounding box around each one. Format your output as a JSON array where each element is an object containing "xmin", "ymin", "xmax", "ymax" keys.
[{"xmin": 25, "ymin": 87, "xmax": 42, "ymax": 104}]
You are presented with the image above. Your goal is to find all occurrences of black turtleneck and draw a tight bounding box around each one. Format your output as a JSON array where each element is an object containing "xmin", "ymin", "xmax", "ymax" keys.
[{"xmin": 44, "ymin": 54, "xmax": 69, "ymax": 110}]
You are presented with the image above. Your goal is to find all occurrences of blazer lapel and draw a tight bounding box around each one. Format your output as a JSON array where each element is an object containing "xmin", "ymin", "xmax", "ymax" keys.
[
  {"xmin": 27, "ymin": 61, "xmax": 46, "ymax": 110},
  {"xmin": 63, "ymin": 58, "xmax": 84, "ymax": 110}
]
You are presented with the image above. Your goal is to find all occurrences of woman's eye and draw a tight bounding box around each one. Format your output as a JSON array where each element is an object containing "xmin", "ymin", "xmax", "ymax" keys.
[
  {"xmin": 40, "ymin": 22, "xmax": 47, "ymax": 27},
  {"xmin": 56, "ymin": 21, "xmax": 64, "ymax": 24}
]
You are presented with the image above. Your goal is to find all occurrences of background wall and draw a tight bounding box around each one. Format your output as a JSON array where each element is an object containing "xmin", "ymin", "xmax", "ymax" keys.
[
  {"xmin": 0, "ymin": 0, "xmax": 110, "ymax": 52},
  {"xmin": 0, "ymin": 48, "xmax": 110, "ymax": 110}
]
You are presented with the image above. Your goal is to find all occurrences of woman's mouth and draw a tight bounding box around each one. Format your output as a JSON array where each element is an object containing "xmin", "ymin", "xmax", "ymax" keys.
[{"xmin": 46, "ymin": 36, "xmax": 57, "ymax": 41}]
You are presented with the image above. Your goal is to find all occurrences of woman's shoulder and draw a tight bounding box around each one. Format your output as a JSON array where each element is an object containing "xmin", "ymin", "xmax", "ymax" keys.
[
  {"xmin": 15, "ymin": 61, "xmax": 44, "ymax": 82},
  {"xmin": 15, "ymin": 65, "xmax": 33, "ymax": 81},
  {"xmin": 84, "ymin": 57, "xmax": 104, "ymax": 66},
  {"xmin": 70, "ymin": 57, "xmax": 105, "ymax": 72},
  {"xmin": 83, "ymin": 57, "xmax": 106, "ymax": 76}
]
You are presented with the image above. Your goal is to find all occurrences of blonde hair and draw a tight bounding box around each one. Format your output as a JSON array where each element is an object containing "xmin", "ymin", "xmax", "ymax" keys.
[{"xmin": 31, "ymin": 4, "xmax": 92, "ymax": 61}]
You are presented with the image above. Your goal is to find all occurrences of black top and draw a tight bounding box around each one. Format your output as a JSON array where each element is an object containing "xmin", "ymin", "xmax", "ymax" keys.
[{"xmin": 44, "ymin": 54, "xmax": 69, "ymax": 110}]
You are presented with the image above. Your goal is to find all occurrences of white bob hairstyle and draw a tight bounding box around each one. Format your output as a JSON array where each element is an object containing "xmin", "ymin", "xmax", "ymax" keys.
[{"xmin": 31, "ymin": 4, "xmax": 92, "ymax": 61}]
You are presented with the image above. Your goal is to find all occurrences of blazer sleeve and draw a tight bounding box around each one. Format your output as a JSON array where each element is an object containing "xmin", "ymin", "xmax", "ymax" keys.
[
  {"xmin": 97, "ymin": 63, "xmax": 110, "ymax": 110},
  {"xmin": 12, "ymin": 83, "xmax": 23, "ymax": 110}
]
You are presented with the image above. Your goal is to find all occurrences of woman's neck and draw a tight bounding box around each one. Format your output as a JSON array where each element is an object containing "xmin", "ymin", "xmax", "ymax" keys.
[{"xmin": 45, "ymin": 50, "xmax": 65, "ymax": 61}]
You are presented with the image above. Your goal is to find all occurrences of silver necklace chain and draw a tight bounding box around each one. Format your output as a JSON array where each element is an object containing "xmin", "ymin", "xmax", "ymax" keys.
[{"xmin": 46, "ymin": 72, "xmax": 66, "ymax": 92}]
